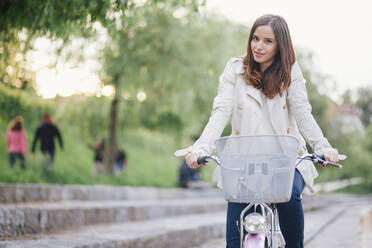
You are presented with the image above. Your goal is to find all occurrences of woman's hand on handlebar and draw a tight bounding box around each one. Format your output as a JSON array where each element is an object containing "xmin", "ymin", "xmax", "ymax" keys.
[
  {"xmin": 186, "ymin": 152, "xmax": 209, "ymax": 168},
  {"xmin": 321, "ymin": 148, "xmax": 339, "ymax": 167},
  {"xmin": 185, "ymin": 152, "xmax": 201, "ymax": 168}
]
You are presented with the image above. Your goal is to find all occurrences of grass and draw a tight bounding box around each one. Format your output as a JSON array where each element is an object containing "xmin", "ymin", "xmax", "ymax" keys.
[
  {"xmin": 2, "ymin": 118, "xmax": 366, "ymax": 190},
  {"xmin": 331, "ymin": 183, "xmax": 372, "ymax": 195},
  {"xmin": 0, "ymin": 120, "xmax": 217, "ymax": 188}
]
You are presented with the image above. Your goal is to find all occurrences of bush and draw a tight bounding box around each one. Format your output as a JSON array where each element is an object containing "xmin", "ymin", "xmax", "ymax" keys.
[{"xmin": 0, "ymin": 85, "xmax": 51, "ymax": 127}]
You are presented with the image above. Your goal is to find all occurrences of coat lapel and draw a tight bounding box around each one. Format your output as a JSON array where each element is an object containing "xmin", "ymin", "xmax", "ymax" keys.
[
  {"xmin": 245, "ymin": 86, "xmax": 263, "ymax": 107},
  {"xmin": 267, "ymin": 97, "xmax": 275, "ymax": 114}
]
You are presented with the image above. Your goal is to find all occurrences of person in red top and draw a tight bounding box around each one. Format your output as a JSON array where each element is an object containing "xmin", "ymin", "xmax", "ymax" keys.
[
  {"xmin": 31, "ymin": 113, "xmax": 63, "ymax": 166},
  {"xmin": 6, "ymin": 116, "xmax": 27, "ymax": 169}
]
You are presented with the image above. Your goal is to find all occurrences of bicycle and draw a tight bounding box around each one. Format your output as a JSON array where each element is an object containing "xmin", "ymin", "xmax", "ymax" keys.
[{"xmin": 178, "ymin": 134, "xmax": 345, "ymax": 248}]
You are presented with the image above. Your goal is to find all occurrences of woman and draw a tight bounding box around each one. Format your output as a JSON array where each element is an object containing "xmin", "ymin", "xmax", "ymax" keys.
[
  {"xmin": 6, "ymin": 116, "xmax": 27, "ymax": 169},
  {"xmin": 176, "ymin": 14, "xmax": 339, "ymax": 248}
]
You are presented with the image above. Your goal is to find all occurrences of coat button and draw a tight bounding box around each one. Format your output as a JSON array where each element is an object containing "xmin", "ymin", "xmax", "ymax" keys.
[
  {"xmin": 235, "ymin": 129, "xmax": 240, "ymax": 135},
  {"xmin": 283, "ymin": 104, "xmax": 287, "ymax": 110},
  {"xmin": 287, "ymin": 128, "xmax": 291, "ymax": 134},
  {"xmin": 237, "ymin": 104, "xmax": 243, "ymax": 110}
]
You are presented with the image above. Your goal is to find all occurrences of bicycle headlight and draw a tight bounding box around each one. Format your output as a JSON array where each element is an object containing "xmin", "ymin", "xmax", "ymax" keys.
[{"xmin": 243, "ymin": 212, "xmax": 266, "ymax": 234}]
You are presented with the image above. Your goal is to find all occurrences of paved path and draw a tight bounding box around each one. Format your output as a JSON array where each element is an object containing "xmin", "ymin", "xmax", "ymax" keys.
[
  {"xmin": 191, "ymin": 194, "xmax": 372, "ymax": 248},
  {"xmin": 305, "ymin": 195, "xmax": 372, "ymax": 248}
]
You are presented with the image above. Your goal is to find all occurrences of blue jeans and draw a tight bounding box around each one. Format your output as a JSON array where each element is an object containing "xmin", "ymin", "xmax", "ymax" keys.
[
  {"xmin": 226, "ymin": 169, "xmax": 305, "ymax": 248},
  {"xmin": 42, "ymin": 149, "xmax": 55, "ymax": 165},
  {"xmin": 9, "ymin": 153, "xmax": 25, "ymax": 169}
]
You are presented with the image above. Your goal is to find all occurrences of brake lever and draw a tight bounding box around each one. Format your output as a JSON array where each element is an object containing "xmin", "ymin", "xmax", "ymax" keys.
[
  {"xmin": 297, "ymin": 154, "xmax": 343, "ymax": 168},
  {"xmin": 312, "ymin": 154, "xmax": 343, "ymax": 168}
]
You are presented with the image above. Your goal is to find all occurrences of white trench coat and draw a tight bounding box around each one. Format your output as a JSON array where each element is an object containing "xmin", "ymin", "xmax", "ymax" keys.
[{"xmin": 178, "ymin": 57, "xmax": 334, "ymax": 194}]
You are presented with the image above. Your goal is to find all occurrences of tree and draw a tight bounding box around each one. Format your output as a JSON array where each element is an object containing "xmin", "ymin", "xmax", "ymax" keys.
[
  {"xmin": 1, "ymin": 0, "xmax": 202, "ymax": 174},
  {"xmin": 356, "ymin": 86, "xmax": 372, "ymax": 126},
  {"xmin": 100, "ymin": 7, "xmax": 250, "ymax": 172},
  {"xmin": 341, "ymin": 89, "xmax": 353, "ymax": 105},
  {"xmin": 98, "ymin": 1, "xmax": 203, "ymax": 173},
  {"xmin": 296, "ymin": 51, "xmax": 331, "ymax": 135},
  {"xmin": 0, "ymin": 0, "xmax": 127, "ymax": 89}
]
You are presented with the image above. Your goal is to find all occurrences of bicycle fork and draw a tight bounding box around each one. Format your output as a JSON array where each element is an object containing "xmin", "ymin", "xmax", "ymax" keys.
[{"xmin": 240, "ymin": 203, "xmax": 285, "ymax": 248}]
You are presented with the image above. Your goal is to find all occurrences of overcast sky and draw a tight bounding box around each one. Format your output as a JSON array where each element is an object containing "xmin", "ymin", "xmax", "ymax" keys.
[{"xmin": 204, "ymin": 0, "xmax": 372, "ymax": 99}]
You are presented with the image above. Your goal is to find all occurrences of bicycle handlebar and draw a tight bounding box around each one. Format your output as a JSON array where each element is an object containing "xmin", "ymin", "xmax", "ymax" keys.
[
  {"xmin": 311, "ymin": 154, "xmax": 342, "ymax": 168},
  {"xmin": 197, "ymin": 156, "xmax": 210, "ymax": 165},
  {"xmin": 196, "ymin": 154, "xmax": 343, "ymax": 168}
]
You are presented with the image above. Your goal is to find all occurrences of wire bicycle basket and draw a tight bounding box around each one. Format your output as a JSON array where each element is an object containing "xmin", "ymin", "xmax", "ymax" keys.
[{"xmin": 215, "ymin": 135, "xmax": 299, "ymax": 203}]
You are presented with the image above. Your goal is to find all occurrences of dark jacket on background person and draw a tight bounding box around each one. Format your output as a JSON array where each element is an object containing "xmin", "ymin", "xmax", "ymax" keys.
[
  {"xmin": 32, "ymin": 123, "xmax": 63, "ymax": 153},
  {"xmin": 94, "ymin": 140, "xmax": 105, "ymax": 162}
]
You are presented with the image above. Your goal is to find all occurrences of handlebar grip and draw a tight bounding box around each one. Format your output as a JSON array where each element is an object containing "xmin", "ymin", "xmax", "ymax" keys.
[
  {"xmin": 314, "ymin": 154, "xmax": 342, "ymax": 168},
  {"xmin": 197, "ymin": 156, "xmax": 210, "ymax": 165},
  {"xmin": 325, "ymin": 161, "xmax": 342, "ymax": 168},
  {"xmin": 315, "ymin": 154, "xmax": 325, "ymax": 160}
]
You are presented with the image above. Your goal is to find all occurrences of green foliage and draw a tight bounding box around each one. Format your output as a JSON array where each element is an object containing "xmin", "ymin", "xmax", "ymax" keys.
[
  {"xmin": 332, "ymin": 183, "xmax": 372, "ymax": 194},
  {"xmin": 294, "ymin": 53, "xmax": 372, "ymax": 192},
  {"xmin": 1, "ymin": 1, "xmax": 371, "ymax": 190},
  {"xmin": 0, "ymin": 0, "xmax": 124, "ymax": 38},
  {"xmin": 0, "ymin": 85, "xmax": 51, "ymax": 126},
  {"xmin": 356, "ymin": 86, "xmax": 372, "ymax": 126},
  {"xmin": 0, "ymin": 0, "xmax": 123, "ymax": 89},
  {"xmin": 296, "ymin": 52, "xmax": 330, "ymax": 133},
  {"xmin": 0, "ymin": 119, "xmax": 181, "ymax": 187},
  {"xmin": 0, "ymin": 0, "xmax": 200, "ymax": 88},
  {"xmin": 0, "ymin": 83, "xmax": 181, "ymax": 187},
  {"xmin": 362, "ymin": 125, "xmax": 372, "ymax": 151},
  {"xmin": 101, "ymin": 8, "xmax": 248, "ymax": 146},
  {"xmin": 357, "ymin": 125, "xmax": 372, "ymax": 189},
  {"xmin": 54, "ymin": 95, "xmax": 111, "ymax": 140}
]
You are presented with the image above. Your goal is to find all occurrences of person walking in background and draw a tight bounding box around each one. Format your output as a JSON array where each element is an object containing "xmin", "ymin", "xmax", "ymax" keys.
[
  {"xmin": 178, "ymin": 159, "xmax": 201, "ymax": 188},
  {"xmin": 6, "ymin": 116, "xmax": 27, "ymax": 169},
  {"xmin": 31, "ymin": 113, "xmax": 63, "ymax": 166},
  {"xmin": 92, "ymin": 139, "xmax": 128, "ymax": 175},
  {"xmin": 92, "ymin": 138, "xmax": 105, "ymax": 175},
  {"xmin": 113, "ymin": 144, "xmax": 127, "ymax": 175}
]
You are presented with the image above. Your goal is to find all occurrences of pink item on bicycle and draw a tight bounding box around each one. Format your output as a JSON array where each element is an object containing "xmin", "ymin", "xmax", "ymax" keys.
[{"xmin": 244, "ymin": 233, "xmax": 265, "ymax": 248}]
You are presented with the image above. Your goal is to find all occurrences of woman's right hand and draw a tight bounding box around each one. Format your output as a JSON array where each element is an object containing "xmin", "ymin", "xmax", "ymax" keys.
[
  {"xmin": 321, "ymin": 148, "xmax": 339, "ymax": 167},
  {"xmin": 185, "ymin": 152, "xmax": 201, "ymax": 169}
]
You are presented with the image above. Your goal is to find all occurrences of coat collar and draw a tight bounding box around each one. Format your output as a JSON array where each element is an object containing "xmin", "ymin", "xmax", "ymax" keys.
[
  {"xmin": 245, "ymin": 86, "xmax": 263, "ymax": 107},
  {"xmin": 245, "ymin": 85, "xmax": 284, "ymax": 112}
]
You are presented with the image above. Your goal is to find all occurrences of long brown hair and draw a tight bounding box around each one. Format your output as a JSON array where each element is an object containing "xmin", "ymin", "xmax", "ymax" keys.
[
  {"xmin": 8, "ymin": 116, "xmax": 24, "ymax": 131},
  {"xmin": 243, "ymin": 14, "xmax": 295, "ymax": 99}
]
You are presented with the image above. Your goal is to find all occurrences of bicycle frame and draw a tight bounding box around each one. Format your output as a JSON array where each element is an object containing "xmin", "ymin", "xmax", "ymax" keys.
[
  {"xmin": 206, "ymin": 156, "xmax": 281, "ymax": 248},
  {"xmin": 201, "ymin": 153, "xmax": 343, "ymax": 248},
  {"xmin": 241, "ymin": 203, "xmax": 274, "ymax": 248}
]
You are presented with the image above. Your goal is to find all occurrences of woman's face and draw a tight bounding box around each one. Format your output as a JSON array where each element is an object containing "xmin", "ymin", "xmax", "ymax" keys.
[{"xmin": 251, "ymin": 25, "xmax": 278, "ymax": 71}]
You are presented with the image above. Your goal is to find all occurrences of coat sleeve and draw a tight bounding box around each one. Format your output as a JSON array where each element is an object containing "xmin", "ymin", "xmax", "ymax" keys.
[
  {"xmin": 191, "ymin": 58, "xmax": 237, "ymax": 155},
  {"xmin": 287, "ymin": 62, "xmax": 333, "ymax": 154}
]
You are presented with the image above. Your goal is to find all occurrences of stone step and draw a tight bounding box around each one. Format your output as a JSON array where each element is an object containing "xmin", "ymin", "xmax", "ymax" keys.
[
  {"xmin": 0, "ymin": 183, "xmax": 222, "ymax": 203},
  {"xmin": 0, "ymin": 197, "xmax": 226, "ymax": 238},
  {"xmin": 190, "ymin": 238, "xmax": 225, "ymax": 248},
  {"xmin": 1, "ymin": 191, "xmax": 361, "ymax": 240},
  {"xmin": 0, "ymin": 211, "xmax": 226, "ymax": 248}
]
